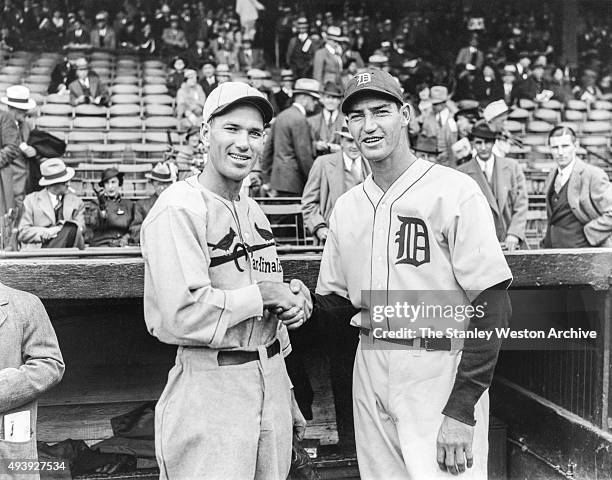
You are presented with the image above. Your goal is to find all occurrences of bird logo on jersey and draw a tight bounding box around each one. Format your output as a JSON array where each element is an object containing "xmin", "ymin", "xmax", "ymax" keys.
[{"xmin": 394, "ymin": 216, "xmax": 430, "ymax": 266}]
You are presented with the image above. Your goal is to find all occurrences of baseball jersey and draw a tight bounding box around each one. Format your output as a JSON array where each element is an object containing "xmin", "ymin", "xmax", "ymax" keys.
[
  {"xmin": 316, "ymin": 157, "xmax": 512, "ymax": 328},
  {"xmin": 141, "ymin": 175, "xmax": 290, "ymax": 354}
]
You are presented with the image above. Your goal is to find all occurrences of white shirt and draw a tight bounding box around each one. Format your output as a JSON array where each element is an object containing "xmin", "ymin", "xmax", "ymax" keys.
[
  {"xmin": 48, "ymin": 190, "xmax": 60, "ymax": 209},
  {"xmin": 555, "ymin": 158, "xmax": 576, "ymax": 190},
  {"xmin": 292, "ymin": 102, "xmax": 306, "ymax": 116},
  {"xmin": 476, "ymin": 155, "xmax": 495, "ymax": 183},
  {"xmin": 80, "ymin": 77, "xmax": 90, "ymax": 88},
  {"xmin": 343, "ymin": 152, "xmax": 362, "ymax": 176},
  {"xmin": 436, "ymin": 108, "xmax": 450, "ymax": 126},
  {"xmin": 322, "ymin": 109, "xmax": 338, "ymax": 126}
]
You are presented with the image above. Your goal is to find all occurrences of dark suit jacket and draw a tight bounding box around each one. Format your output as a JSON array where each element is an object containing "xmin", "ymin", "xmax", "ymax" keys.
[
  {"xmin": 455, "ymin": 47, "xmax": 484, "ymax": 69},
  {"xmin": 286, "ymin": 36, "xmax": 316, "ymax": 78},
  {"xmin": 64, "ymin": 28, "xmax": 90, "ymax": 45},
  {"xmin": 68, "ymin": 75, "xmax": 110, "ymax": 106},
  {"xmin": 543, "ymin": 158, "xmax": 612, "ymax": 247},
  {"xmin": 90, "ymin": 27, "xmax": 116, "ymax": 49},
  {"xmin": 261, "ymin": 105, "xmax": 314, "ymax": 195},
  {"xmin": 130, "ymin": 193, "xmax": 158, "ymax": 244},
  {"xmin": 199, "ymin": 77, "xmax": 218, "ymax": 98},
  {"xmin": 458, "ymin": 156, "xmax": 528, "ymax": 245},
  {"xmin": 237, "ymin": 48, "xmax": 266, "ymax": 71}
]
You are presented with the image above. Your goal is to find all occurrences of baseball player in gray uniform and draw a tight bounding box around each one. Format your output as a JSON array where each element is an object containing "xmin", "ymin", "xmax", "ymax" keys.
[{"xmin": 315, "ymin": 69, "xmax": 513, "ymax": 478}]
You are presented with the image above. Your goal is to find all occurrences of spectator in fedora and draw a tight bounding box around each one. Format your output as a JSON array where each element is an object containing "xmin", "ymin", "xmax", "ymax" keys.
[
  {"xmin": 458, "ymin": 122, "xmax": 528, "ymax": 251},
  {"xmin": 176, "ymin": 69, "xmax": 207, "ymax": 131},
  {"xmin": 0, "ymin": 85, "xmax": 37, "ymax": 219},
  {"xmin": 313, "ymin": 26, "xmax": 347, "ymax": 87},
  {"xmin": 415, "ymin": 85, "xmax": 457, "ymax": 166},
  {"xmin": 215, "ymin": 63, "xmax": 233, "ymax": 84},
  {"xmin": 18, "ymin": 158, "xmax": 85, "ymax": 250},
  {"xmin": 261, "ymin": 78, "xmax": 319, "ymax": 196},
  {"xmin": 308, "ymin": 81, "xmax": 345, "ymax": 156},
  {"xmin": 199, "ymin": 61, "xmax": 218, "ymax": 98},
  {"xmin": 130, "ymin": 163, "xmax": 173, "ymax": 244},
  {"xmin": 90, "ymin": 11, "xmax": 116, "ymax": 49},
  {"xmin": 238, "ymin": 37, "xmax": 265, "ymax": 72},
  {"xmin": 87, "ymin": 168, "xmax": 134, "ymax": 247},
  {"xmin": 68, "ymin": 58, "xmax": 110, "ymax": 107},
  {"xmin": 273, "ymin": 69, "xmax": 294, "ymax": 112},
  {"xmin": 286, "ymin": 17, "xmax": 316, "ymax": 79}
]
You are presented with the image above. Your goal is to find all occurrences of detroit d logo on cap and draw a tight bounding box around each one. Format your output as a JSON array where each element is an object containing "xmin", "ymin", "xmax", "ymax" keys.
[
  {"xmin": 394, "ymin": 216, "xmax": 430, "ymax": 266},
  {"xmin": 356, "ymin": 73, "xmax": 372, "ymax": 85}
]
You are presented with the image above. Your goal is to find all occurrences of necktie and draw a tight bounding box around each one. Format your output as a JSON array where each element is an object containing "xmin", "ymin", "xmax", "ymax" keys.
[
  {"xmin": 55, "ymin": 194, "xmax": 64, "ymax": 223},
  {"xmin": 554, "ymin": 172, "xmax": 563, "ymax": 194}
]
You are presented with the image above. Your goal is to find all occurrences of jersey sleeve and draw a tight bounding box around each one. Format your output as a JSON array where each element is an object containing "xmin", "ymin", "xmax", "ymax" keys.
[
  {"xmin": 315, "ymin": 207, "xmax": 350, "ymax": 299},
  {"xmin": 445, "ymin": 190, "xmax": 512, "ymax": 301}
]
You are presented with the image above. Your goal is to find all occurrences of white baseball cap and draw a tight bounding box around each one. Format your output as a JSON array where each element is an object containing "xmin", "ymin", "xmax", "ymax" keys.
[
  {"xmin": 202, "ymin": 82, "xmax": 274, "ymax": 124},
  {"xmin": 483, "ymin": 99, "xmax": 510, "ymax": 122}
]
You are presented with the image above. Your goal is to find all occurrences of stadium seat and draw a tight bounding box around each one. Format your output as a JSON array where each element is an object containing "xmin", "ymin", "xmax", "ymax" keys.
[
  {"xmin": 46, "ymin": 93, "xmax": 72, "ymax": 104},
  {"xmin": 90, "ymin": 143, "xmax": 129, "ymax": 163},
  {"xmin": 145, "ymin": 116, "xmax": 178, "ymax": 129},
  {"xmin": 540, "ymin": 99, "xmax": 563, "ymax": 111},
  {"xmin": 68, "ymin": 131, "xmax": 105, "ymax": 144},
  {"xmin": 91, "ymin": 68, "xmax": 112, "ymax": 78},
  {"xmin": 593, "ymin": 100, "xmax": 612, "ymax": 111},
  {"xmin": 25, "ymin": 74, "xmax": 51, "ymax": 85},
  {"xmin": 508, "ymin": 108, "xmax": 529, "ymax": 122},
  {"xmin": 7, "ymin": 57, "xmax": 28, "ymax": 67},
  {"xmin": 117, "ymin": 59, "xmax": 139, "ymax": 68},
  {"xmin": 144, "ymin": 104, "xmax": 174, "ymax": 116},
  {"xmin": 1, "ymin": 66, "xmax": 25, "ymax": 76},
  {"xmin": 111, "ymin": 84, "xmax": 140, "ymax": 95},
  {"xmin": 517, "ymin": 98, "xmax": 537, "ymax": 111},
  {"xmin": 131, "ymin": 143, "xmax": 168, "ymax": 161},
  {"xmin": 75, "ymin": 104, "xmax": 108, "ymax": 117},
  {"xmin": 72, "ymin": 116, "xmax": 107, "ymax": 129},
  {"xmin": 111, "ymin": 93, "xmax": 141, "ymax": 104},
  {"xmin": 114, "ymin": 75, "xmax": 140, "ymax": 85},
  {"xmin": 533, "ymin": 108, "xmax": 559, "ymax": 123},
  {"xmin": 581, "ymin": 121, "xmax": 611, "ymax": 135},
  {"xmin": 115, "ymin": 68, "xmax": 140, "ymax": 78},
  {"xmin": 36, "ymin": 116, "xmax": 71, "ymax": 129},
  {"xmin": 32, "ymin": 58, "xmax": 57, "ymax": 68},
  {"xmin": 522, "ymin": 135, "xmax": 547, "ymax": 147},
  {"xmin": 503, "ymin": 120, "xmax": 524, "ymax": 135},
  {"xmin": 40, "ymin": 104, "xmax": 73, "ymax": 116},
  {"xmin": 587, "ymin": 110, "xmax": 612, "ymax": 121},
  {"xmin": 143, "ymin": 84, "xmax": 168, "ymax": 95},
  {"xmin": 566, "ymin": 99, "xmax": 588, "ymax": 111},
  {"xmin": 25, "ymin": 84, "xmax": 48, "ymax": 94},
  {"xmin": 144, "ymin": 131, "xmax": 181, "ymax": 143},
  {"xmin": 564, "ymin": 109, "xmax": 584, "ymax": 122},
  {"xmin": 0, "ymin": 74, "xmax": 21, "ymax": 84},
  {"xmin": 143, "ymin": 76, "xmax": 167, "ymax": 85},
  {"xmin": 143, "ymin": 94, "xmax": 173, "ymax": 105},
  {"xmin": 109, "ymin": 116, "xmax": 143, "ymax": 129},
  {"xmin": 143, "ymin": 60, "xmax": 165, "ymax": 69},
  {"xmin": 29, "ymin": 66, "xmax": 52, "ymax": 76},
  {"xmin": 63, "ymin": 143, "xmax": 89, "ymax": 165},
  {"xmin": 556, "ymin": 121, "xmax": 582, "ymax": 134},
  {"xmin": 109, "ymin": 104, "xmax": 141, "ymax": 117},
  {"xmin": 108, "ymin": 131, "xmax": 142, "ymax": 143},
  {"xmin": 527, "ymin": 121, "xmax": 553, "ymax": 134}
]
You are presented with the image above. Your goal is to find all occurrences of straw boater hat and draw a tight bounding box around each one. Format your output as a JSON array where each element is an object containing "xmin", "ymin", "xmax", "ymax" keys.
[
  {"xmin": 39, "ymin": 158, "xmax": 75, "ymax": 186},
  {"xmin": 325, "ymin": 25, "xmax": 348, "ymax": 43},
  {"xmin": 146, "ymin": 163, "xmax": 173, "ymax": 182},
  {"xmin": 1, "ymin": 85, "xmax": 37, "ymax": 110},
  {"xmin": 483, "ymin": 99, "xmax": 511, "ymax": 123}
]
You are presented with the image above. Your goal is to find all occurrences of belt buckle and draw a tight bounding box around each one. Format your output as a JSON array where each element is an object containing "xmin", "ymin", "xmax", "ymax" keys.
[{"xmin": 423, "ymin": 338, "xmax": 435, "ymax": 352}]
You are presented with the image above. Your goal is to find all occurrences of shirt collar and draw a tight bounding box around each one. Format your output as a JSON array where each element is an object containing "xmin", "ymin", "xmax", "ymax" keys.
[
  {"xmin": 558, "ymin": 158, "xmax": 576, "ymax": 178},
  {"xmin": 292, "ymin": 102, "xmax": 306, "ymax": 116},
  {"xmin": 343, "ymin": 152, "xmax": 362, "ymax": 173}
]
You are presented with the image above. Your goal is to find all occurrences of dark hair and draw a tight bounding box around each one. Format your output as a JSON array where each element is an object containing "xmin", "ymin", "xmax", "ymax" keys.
[{"xmin": 548, "ymin": 125, "xmax": 577, "ymax": 143}]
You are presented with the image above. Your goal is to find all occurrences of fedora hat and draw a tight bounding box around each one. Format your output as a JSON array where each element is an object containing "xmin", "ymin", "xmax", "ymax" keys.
[
  {"xmin": 469, "ymin": 122, "xmax": 498, "ymax": 141},
  {"xmin": 98, "ymin": 167, "xmax": 124, "ymax": 187},
  {"xmin": 216, "ymin": 63, "xmax": 232, "ymax": 77},
  {"xmin": 75, "ymin": 58, "xmax": 88, "ymax": 70},
  {"xmin": 321, "ymin": 81, "xmax": 343, "ymax": 97},
  {"xmin": 325, "ymin": 25, "xmax": 348, "ymax": 42},
  {"xmin": 146, "ymin": 162, "xmax": 173, "ymax": 183},
  {"xmin": 1, "ymin": 85, "xmax": 36, "ymax": 110},
  {"xmin": 482, "ymin": 99, "xmax": 510, "ymax": 122},
  {"xmin": 39, "ymin": 158, "xmax": 75, "ymax": 186},
  {"xmin": 293, "ymin": 78, "xmax": 321, "ymax": 98},
  {"xmin": 335, "ymin": 123, "xmax": 353, "ymax": 140},
  {"xmin": 280, "ymin": 69, "xmax": 294, "ymax": 80},
  {"xmin": 429, "ymin": 85, "xmax": 449, "ymax": 104}
]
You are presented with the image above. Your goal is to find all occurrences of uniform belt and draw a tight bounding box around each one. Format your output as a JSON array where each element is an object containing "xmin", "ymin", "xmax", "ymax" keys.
[
  {"xmin": 217, "ymin": 339, "xmax": 280, "ymax": 366},
  {"xmin": 359, "ymin": 327, "xmax": 451, "ymax": 351}
]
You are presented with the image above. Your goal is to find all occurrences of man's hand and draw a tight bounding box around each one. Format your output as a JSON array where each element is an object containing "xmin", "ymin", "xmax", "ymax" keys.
[
  {"xmin": 315, "ymin": 227, "xmax": 328, "ymax": 243},
  {"xmin": 258, "ymin": 280, "xmax": 304, "ymax": 314},
  {"xmin": 315, "ymin": 140, "xmax": 328, "ymax": 152},
  {"xmin": 19, "ymin": 143, "xmax": 37, "ymax": 158},
  {"xmin": 41, "ymin": 225, "xmax": 62, "ymax": 241},
  {"xmin": 291, "ymin": 389, "xmax": 307, "ymax": 441},
  {"xmin": 274, "ymin": 279, "xmax": 312, "ymax": 329},
  {"xmin": 436, "ymin": 416, "xmax": 474, "ymax": 475},
  {"xmin": 504, "ymin": 234, "xmax": 519, "ymax": 252}
]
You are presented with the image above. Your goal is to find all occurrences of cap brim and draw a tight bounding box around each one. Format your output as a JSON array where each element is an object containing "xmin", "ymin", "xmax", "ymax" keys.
[
  {"xmin": 293, "ymin": 89, "xmax": 321, "ymax": 99},
  {"xmin": 145, "ymin": 173, "xmax": 173, "ymax": 182},
  {"xmin": 341, "ymin": 88, "xmax": 403, "ymax": 114},
  {"xmin": 39, "ymin": 168, "xmax": 75, "ymax": 186},
  {"xmin": 209, "ymin": 95, "xmax": 274, "ymax": 124},
  {"xmin": 1, "ymin": 97, "xmax": 37, "ymax": 110}
]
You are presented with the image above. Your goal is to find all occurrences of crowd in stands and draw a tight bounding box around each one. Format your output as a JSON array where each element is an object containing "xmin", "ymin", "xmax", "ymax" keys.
[{"xmin": 1, "ymin": 0, "xmax": 612, "ymax": 251}]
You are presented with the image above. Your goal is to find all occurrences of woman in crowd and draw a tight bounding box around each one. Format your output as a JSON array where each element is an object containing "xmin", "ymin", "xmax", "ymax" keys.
[
  {"xmin": 166, "ymin": 56, "xmax": 187, "ymax": 97},
  {"xmin": 87, "ymin": 168, "xmax": 134, "ymax": 247}
]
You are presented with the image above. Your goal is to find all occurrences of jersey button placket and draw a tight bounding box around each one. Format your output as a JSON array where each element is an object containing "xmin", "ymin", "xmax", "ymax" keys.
[{"xmin": 372, "ymin": 201, "xmax": 389, "ymax": 291}]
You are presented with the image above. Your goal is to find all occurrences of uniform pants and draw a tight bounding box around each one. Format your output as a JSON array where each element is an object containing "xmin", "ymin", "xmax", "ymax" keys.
[
  {"xmin": 353, "ymin": 340, "xmax": 489, "ymax": 480},
  {"xmin": 155, "ymin": 344, "xmax": 293, "ymax": 480}
]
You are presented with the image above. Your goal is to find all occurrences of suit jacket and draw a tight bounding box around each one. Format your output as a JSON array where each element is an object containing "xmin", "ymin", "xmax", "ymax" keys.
[
  {"xmin": 237, "ymin": 47, "xmax": 265, "ymax": 71},
  {"xmin": 0, "ymin": 282, "xmax": 64, "ymax": 480},
  {"xmin": 199, "ymin": 77, "xmax": 218, "ymax": 98},
  {"xmin": 313, "ymin": 45, "xmax": 342, "ymax": 86},
  {"xmin": 0, "ymin": 110, "xmax": 20, "ymax": 216},
  {"xmin": 130, "ymin": 193, "xmax": 158, "ymax": 244},
  {"xmin": 455, "ymin": 47, "xmax": 484, "ymax": 69},
  {"xmin": 261, "ymin": 105, "xmax": 314, "ymax": 195},
  {"xmin": 90, "ymin": 27, "xmax": 117, "ymax": 49},
  {"xmin": 458, "ymin": 156, "xmax": 528, "ymax": 245},
  {"xmin": 65, "ymin": 27, "xmax": 90, "ymax": 45},
  {"xmin": 18, "ymin": 189, "xmax": 85, "ymax": 249},
  {"xmin": 416, "ymin": 108, "xmax": 458, "ymax": 167},
  {"xmin": 162, "ymin": 28, "xmax": 188, "ymax": 47},
  {"xmin": 307, "ymin": 110, "xmax": 345, "ymax": 152},
  {"xmin": 543, "ymin": 158, "xmax": 612, "ymax": 247},
  {"xmin": 286, "ymin": 36, "xmax": 316, "ymax": 78},
  {"xmin": 301, "ymin": 151, "xmax": 370, "ymax": 233},
  {"xmin": 68, "ymin": 75, "xmax": 110, "ymax": 106}
]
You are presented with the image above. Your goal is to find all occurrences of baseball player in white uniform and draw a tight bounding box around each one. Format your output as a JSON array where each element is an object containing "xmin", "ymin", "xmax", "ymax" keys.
[{"xmin": 315, "ymin": 69, "xmax": 513, "ymax": 479}]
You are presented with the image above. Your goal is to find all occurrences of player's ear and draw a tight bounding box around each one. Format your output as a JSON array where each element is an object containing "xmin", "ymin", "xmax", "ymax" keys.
[
  {"xmin": 200, "ymin": 121, "xmax": 210, "ymax": 148},
  {"xmin": 399, "ymin": 103, "xmax": 410, "ymax": 127}
]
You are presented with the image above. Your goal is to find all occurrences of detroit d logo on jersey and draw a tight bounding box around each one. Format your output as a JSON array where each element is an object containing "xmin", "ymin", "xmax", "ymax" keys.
[{"xmin": 394, "ymin": 216, "xmax": 430, "ymax": 266}]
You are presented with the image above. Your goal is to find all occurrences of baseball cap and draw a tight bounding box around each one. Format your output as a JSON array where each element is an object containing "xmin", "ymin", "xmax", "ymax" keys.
[
  {"xmin": 202, "ymin": 81, "xmax": 274, "ymax": 124},
  {"xmin": 341, "ymin": 68, "xmax": 404, "ymax": 114}
]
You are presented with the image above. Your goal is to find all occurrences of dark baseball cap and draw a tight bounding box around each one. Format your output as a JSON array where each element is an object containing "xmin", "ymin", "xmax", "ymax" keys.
[{"xmin": 341, "ymin": 68, "xmax": 404, "ymax": 114}]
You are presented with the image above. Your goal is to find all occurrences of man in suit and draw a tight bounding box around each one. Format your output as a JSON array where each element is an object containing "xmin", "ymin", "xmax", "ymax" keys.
[
  {"xmin": 161, "ymin": 14, "xmax": 188, "ymax": 58},
  {"xmin": 308, "ymin": 81, "xmax": 345, "ymax": 157},
  {"xmin": 512, "ymin": 61, "xmax": 546, "ymax": 103},
  {"xmin": 237, "ymin": 38, "xmax": 265, "ymax": 72},
  {"xmin": 415, "ymin": 85, "xmax": 457, "ymax": 166},
  {"xmin": 273, "ymin": 69, "xmax": 294, "ymax": 113},
  {"xmin": 313, "ymin": 26, "xmax": 346, "ymax": 87},
  {"xmin": 199, "ymin": 61, "xmax": 218, "ymax": 98},
  {"xmin": 542, "ymin": 126, "xmax": 612, "ymax": 248},
  {"xmin": 286, "ymin": 17, "xmax": 316, "ymax": 78},
  {"xmin": 458, "ymin": 123, "xmax": 528, "ymax": 251},
  {"xmin": 89, "ymin": 11, "xmax": 116, "ymax": 50},
  {"xmin": 261, "ymin": 78, "xmax": 319, "ymax": 196},
  {"xmin": 130, "ymin": 162, "xmax": 173, "ymax": 244},
  {"xmin": 69, "ymin": 58, "xmax": 110, "ymax": 107},
  {"xmin": 18, "ymin": 158, "xmax": 85, "ymax": 250},
  {"xmin": 64, "ymin": 18, "xmax": 90, "ymax": 49},
  {"xmin": 455, "ymin": 34, "xmax": 484, "ymax": 72}
]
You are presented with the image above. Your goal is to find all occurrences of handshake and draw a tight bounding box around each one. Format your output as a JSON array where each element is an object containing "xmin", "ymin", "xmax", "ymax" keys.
[{"xmin": 258, "ymin": 279, "xmax": 313, "ymax": 330}]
